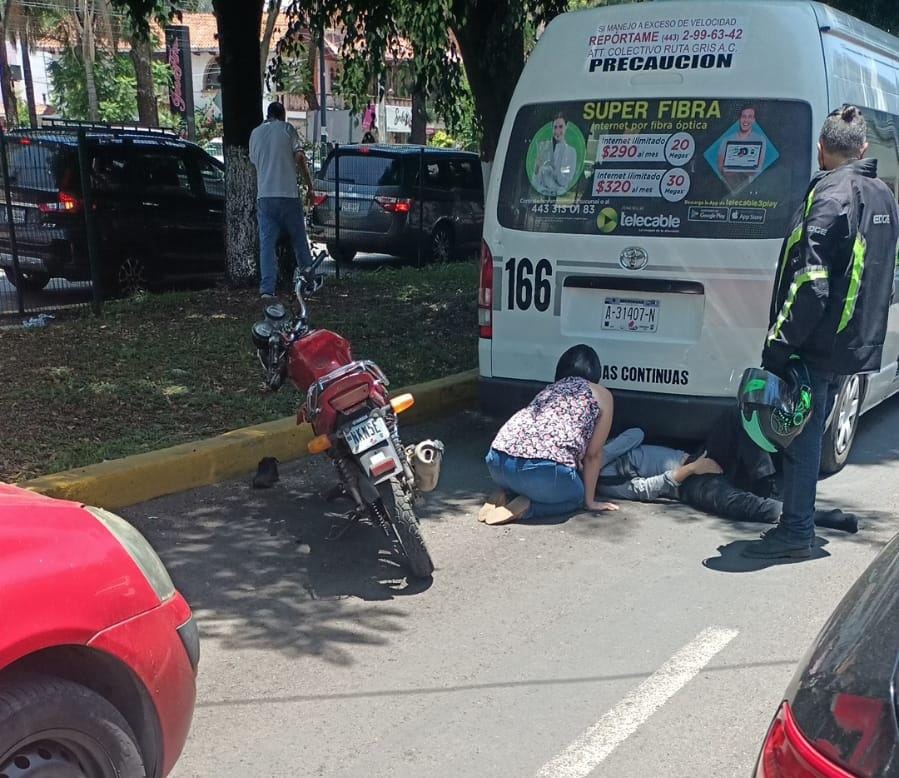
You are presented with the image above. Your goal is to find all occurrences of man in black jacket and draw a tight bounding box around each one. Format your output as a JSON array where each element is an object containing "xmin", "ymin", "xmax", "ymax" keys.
[{"xmin": 744, "ymin": 105, "xmax": 899, "ymax": 559}]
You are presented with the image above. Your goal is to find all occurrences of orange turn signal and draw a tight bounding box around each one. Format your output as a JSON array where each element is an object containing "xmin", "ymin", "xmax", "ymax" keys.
[
  {"xmin": 390, "ymin": 393, "xmax": 415, "ymax": 414},
  {"xmin": 307, "ymin": 434, "xmax": 331, "ymax": 454}
]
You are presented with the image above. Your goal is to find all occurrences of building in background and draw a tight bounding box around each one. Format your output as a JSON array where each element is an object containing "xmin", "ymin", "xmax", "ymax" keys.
[{"xmin": 4, "ymin": 13, "xmax": 438, "ymax": 145}]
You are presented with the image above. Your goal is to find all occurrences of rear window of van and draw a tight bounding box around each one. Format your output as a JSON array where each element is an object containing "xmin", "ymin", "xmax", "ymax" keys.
[
  {"xmin": 497, "ymin": 97, "xmax": 812, "ymax": 240},
  {"xmin": 322, "ymin": 153, "xmax": 405, "ymax": 187}
]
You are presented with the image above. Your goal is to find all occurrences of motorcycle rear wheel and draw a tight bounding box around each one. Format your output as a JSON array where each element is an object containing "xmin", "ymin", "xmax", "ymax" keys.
[{"xmin": 380, "ymin": 478, "xmax": 434, "ymax": 579}]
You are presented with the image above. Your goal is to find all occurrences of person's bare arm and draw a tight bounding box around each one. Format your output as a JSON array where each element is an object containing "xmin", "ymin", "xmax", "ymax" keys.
[
  {"xmin": 672, "ymin": 455, "xmax": 723, "ymax": 484},
  {"xmin": 296, "ymin": 152, "xmax": 314, "ymax": 206},
  {"xmin": 583, "ymin": 386, "xmax": 619, "ymax": 512}
]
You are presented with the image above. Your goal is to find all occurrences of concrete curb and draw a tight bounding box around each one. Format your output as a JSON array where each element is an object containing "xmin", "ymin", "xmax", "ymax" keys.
[{"xmin": 23, "ymin": 369, "xmax": 479, "ymax": 510}]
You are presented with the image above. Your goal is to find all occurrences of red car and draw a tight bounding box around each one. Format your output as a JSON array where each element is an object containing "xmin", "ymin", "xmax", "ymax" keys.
[{"xmin": 0, "ymin": 484, "xmax": 198, "ymax": 777}]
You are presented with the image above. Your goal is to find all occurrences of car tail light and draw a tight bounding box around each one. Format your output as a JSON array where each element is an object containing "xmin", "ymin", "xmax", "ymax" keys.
[
  {"xmin": 39, "ymin": 191, "xmax": 83, "ymax": 214},
  {"xmin": 478, "ymin": 240, "xmax": 493, "ymax": 339},
  {"xmin": 756, "ymin": 702, "xmax": 855, "ymax": 778},
  {"xmin": 312, "ymin": 191, "xmax": 328, "ymax": 207},
  {"xmin": 375, "ymin": 196, "xmax": 412, "ymax": 214},
  {"xmin": 18, "ymin": 138, "xmax": 31, "ymax": 146}
]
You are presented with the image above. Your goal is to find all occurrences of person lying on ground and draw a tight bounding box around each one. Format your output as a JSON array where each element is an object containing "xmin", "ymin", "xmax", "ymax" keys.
[
  {"xmin": 597, "ymin": 424, "xmax": 857, "ymax": 533},
  {"xmin": 480, "ymin": 344, "xmax": 619, "ymax": 525}
]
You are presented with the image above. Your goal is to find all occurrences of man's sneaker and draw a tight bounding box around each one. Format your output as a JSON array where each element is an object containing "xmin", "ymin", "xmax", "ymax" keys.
[{"xmin": 743, "ymin": 526, "xmax": 814, "ymax": 559}]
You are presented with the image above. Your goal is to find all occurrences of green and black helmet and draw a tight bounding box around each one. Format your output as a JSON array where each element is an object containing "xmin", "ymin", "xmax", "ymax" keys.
[{"xmin": 738, "ymin": 360, "xmax": 813, "ymax": 453}]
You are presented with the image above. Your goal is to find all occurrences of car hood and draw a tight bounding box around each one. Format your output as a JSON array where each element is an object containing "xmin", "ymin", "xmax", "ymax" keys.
[
  {"xmin": 786, "ymin": 532, "xmax": 899, "ymax": 777},
  {"xmin": 0, "ymin": 484, "xmax": 162, "ymax": 662}
]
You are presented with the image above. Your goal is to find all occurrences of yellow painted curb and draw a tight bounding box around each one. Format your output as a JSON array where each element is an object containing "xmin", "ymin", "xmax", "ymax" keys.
[{"xmin": 23, "ymin": 369, "xmax": 479, "ymax": 510}]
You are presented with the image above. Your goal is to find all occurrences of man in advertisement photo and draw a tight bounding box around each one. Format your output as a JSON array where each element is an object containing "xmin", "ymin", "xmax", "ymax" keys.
[
  {"xmin": 716, "ymin": 105, "xmax": 767, "ymax": 190},
  {"xmin": 743, "ymin": 104, "xmax": 899, "ymax": 560}
]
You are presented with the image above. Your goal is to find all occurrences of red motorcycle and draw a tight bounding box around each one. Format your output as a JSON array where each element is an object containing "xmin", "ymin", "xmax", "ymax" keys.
[{"xmin": 251, "ymin": 262, "xmax": 441, "ymax": 579}]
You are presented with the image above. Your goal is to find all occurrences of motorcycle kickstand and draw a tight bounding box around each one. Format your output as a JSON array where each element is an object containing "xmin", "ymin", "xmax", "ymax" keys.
[{"xmin": 325, "ymin": 508, "xmax": 365, "ymax": 541}]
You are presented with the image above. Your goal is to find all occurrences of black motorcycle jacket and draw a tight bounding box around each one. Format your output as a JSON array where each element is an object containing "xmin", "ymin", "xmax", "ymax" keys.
[{"xmin": 763, "ymin": 158, "xmax": 899, "ymax": 376}]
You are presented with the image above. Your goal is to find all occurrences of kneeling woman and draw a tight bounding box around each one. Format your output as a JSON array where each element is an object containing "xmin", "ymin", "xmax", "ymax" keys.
[{"xmin": 481, "ymin": 345, "xmax": 619, "ymax": 525}]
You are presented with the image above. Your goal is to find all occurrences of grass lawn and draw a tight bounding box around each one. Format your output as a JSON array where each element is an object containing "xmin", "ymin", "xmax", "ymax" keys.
[{"xmin": 0, "ymin": 262, "xmax": 478, "ymax": 482}]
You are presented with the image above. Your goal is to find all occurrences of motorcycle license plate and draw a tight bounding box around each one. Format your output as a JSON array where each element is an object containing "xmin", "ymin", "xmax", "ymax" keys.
[{"xmin": 344, "ymin": 416, "xmax": 390, "ymax": 454}]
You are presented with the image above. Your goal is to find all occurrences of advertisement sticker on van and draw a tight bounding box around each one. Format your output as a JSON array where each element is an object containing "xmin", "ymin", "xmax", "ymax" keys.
[
  {"xmin": 497, "ymin": 97, "xmax": 811, "ymax": 240},
  {"xmin": 586, "ymin": 15, "xmax": 747, "ymax": 74}
]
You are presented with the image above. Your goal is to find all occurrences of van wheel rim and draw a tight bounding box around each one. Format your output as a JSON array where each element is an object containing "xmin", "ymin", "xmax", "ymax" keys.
[
  {"xmin": 118, "ymin": 257, "xmax": 147, "ymax": 296},
  {"xmin": 836, "ymin": 375, "xmax": 860, "ymax": 454}
]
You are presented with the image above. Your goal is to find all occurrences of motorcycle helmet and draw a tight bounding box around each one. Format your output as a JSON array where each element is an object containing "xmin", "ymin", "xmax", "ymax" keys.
[{"xmin": 738, "ymin": 359, "xmax": 813, "ymax": 453}]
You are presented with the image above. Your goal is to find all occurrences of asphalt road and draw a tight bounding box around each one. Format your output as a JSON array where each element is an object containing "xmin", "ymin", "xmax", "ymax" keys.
[
  {"xmin": 122, "ymin": 398, "xmax": 899, "ymax": 778},
  {"xmin": 0, "ymin": 270, "xmax": 93, "ymax": 316}
]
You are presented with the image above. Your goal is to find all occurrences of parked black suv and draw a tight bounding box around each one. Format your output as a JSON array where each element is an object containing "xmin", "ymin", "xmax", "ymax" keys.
[
  {"xmin": 0, "ymin": 122, "xmax": 225, "ymax": 295},
  {"xmin": 311, "ymin": 145, "xmax": 484, "ymax": 263}
]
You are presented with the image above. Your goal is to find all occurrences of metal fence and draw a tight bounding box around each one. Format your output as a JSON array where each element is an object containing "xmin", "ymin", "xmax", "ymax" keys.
[
  {"xmin": 311, "ymin": 143, "xmax": 484, "ymax": 273},
  {"xmin": 0, "ymin": 126, "xmax": 102, "ymax": 321}
]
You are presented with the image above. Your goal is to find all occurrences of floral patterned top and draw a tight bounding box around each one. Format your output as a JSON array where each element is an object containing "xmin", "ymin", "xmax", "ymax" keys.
[{"xmin": 491, "ymin": 377, "xmax": 602, "ymax": 468}]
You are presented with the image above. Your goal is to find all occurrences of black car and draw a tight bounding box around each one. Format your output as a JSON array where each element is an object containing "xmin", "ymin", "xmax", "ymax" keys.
[
  {"xmin": 311, "ymin": 144, "xmax": 484, "ymax": 263},
  {"xmin": 754, "ymin": 532, "xmax": 899, "ymax": 776},
  {"xmin": 0, "ymin": 122, "xmax": 225, "ymax": 295}
]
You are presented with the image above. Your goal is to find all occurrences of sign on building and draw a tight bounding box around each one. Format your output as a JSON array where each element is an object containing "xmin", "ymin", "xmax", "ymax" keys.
[
  {"xmin": 165, "ymin": 26, "xmax": 196, "ymax": 140},
  {"xmin": 385, "ymin": 104, "xmax": 412, "ymax": 134}
]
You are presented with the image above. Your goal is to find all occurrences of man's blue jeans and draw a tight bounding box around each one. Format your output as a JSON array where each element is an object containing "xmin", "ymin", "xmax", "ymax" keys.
[
  {"xmin": 780, "ymin": 368, "xmax": 839, "ymax": 544},
  {"xmin": 257, "ymin": 197, "xmax": 314, "ymax": 295},
  {"xmin": 485, "ymin": 449, "xmax": 585, "ymax": 519}
]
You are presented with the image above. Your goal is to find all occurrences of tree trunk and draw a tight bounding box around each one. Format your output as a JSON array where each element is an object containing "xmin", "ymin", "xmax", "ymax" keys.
[
  {"xmin": 212, "ymin": 0, "xmax": 264, "ymax": 285},
  {"xmin": 130, "ymin": 32, "xmax": 158, "ymax": 127},
  {"xmin": 80, "ymin": 2, "xmax": 99, "ymax": 121},
  {"xmin": 410, "ymin": 85, "xmax": 427, "ymax": 145},
  {"xmin": 451, "ymin": 1, "xmax": 525, "ymax": 162},
  {"xmin": 20, "ymin": 23, "xmax": 37, "ymax": 127},
  {"xmin": 0, "ymin": 18, "xmax": 18, "ymax": 126},
  {"xmin": 259, "ymin": 0, "xmax": 279, "ymax": 84}
]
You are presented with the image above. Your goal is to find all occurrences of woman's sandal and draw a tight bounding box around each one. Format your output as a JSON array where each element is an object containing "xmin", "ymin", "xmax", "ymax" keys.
[
  {"xmin": 483, "ymin": 496, "xmax": 531, "ymax": 526},
  {"xmin": 478, "ymin": 489, "xmax": 509, "ymax": 522}
]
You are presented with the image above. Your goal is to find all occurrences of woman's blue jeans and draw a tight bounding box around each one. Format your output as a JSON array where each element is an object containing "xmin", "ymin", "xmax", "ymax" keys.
[{"xmin": 485, "ymin": 448, "xmax": 585, "ymax": 519}]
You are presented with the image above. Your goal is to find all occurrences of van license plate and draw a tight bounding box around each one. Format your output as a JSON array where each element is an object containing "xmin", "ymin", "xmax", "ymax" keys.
[
  {"xmin": 341, "ymin": 200, "xmax": 361, "ymax": 213},
  {"xmin": 345, "ymin": 416, "xmax": 390, "ymax": 454},
  {"xmin": 11, "ymin": 208, "xmax": 25, "ymax": 224},
  {"xmin": 602, "ymin": 298, "xmax": 659, "ymax": 333}
]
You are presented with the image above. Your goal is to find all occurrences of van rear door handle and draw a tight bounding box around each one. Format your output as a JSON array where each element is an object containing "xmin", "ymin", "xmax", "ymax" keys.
[{"xmin": 142, "ymin": 201, "xmax": 161, "ymax": 208}]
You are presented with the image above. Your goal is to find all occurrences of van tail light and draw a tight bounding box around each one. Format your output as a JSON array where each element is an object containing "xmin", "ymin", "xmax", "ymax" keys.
[
  {"xmin": 755, "ymin": 702, "xmax": 854, "ymax": 778},
  {"xmin": 39, "ymin": 191, "xmax": 83, "ymax": 214},
  {"xmin": 312, "ymin": 191, "xmax": 328, "ymax": 207},
  {"xmin": 478, "ymin": 240, "xmax": 493, "ymax": 339},
  {"xmin": 375, "ymin": 196, "xmax": 412, "ymax": 214}
]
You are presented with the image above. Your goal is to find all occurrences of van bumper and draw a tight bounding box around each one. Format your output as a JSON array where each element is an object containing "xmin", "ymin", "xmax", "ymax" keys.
[{"xmin": 478, "ymin": 377, "xmax": 733, "ymax": 441}]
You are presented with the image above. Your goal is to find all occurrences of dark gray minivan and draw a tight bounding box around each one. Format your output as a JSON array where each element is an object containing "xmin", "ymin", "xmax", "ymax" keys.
[{"xmin": 311, "ymin": 145, "xmax": 484, "ymax": 263}]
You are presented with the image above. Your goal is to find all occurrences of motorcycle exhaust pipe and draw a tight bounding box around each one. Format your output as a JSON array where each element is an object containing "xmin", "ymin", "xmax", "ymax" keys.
[{"xmin": 406, "ymin": 439, "xmax": 445, "ymax": 493}]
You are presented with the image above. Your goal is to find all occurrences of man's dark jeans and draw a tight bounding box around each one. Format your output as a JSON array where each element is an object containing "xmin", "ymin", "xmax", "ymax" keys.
[{"xmin": 779, "ymin": 368, "xmax": 839, "ymax": 545}]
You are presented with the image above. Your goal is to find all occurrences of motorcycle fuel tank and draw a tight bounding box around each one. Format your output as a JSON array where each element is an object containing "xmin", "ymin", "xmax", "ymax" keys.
[{"xmin": 288, "ymin": 329, "xmax": 353, "ymax": 392}]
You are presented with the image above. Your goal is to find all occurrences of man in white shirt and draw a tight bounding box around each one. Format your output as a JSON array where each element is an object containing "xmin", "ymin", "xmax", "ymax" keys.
[{"xmin": 249, "ymin": 102, "xmax": 315, "ymax": 299}]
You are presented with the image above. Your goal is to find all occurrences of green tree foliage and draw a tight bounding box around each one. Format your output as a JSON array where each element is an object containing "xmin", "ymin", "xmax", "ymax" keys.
[
  {"xmin": 49, "ymin": 47, "xmax": 170, "ymax": 122},
  {"xmin": 276, "ymin": 0, "xmax": 569, "ymax": 160}
]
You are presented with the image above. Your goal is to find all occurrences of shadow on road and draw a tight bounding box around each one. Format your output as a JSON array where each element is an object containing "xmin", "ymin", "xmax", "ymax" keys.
[{"xmin": 702, "ymin": 537, "xmax": 832, "ymax": 573}]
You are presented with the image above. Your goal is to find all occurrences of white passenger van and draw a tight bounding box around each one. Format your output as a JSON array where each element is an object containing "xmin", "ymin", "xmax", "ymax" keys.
[{"xmin": 478, "ymin": 0, "xmax": 899, "ymax": 471}]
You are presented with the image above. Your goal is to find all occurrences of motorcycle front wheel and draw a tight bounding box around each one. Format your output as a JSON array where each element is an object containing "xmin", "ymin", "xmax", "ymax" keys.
[{"xmin": 379, "ymin": 478, "xmax": 434, "ymax": 579}]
